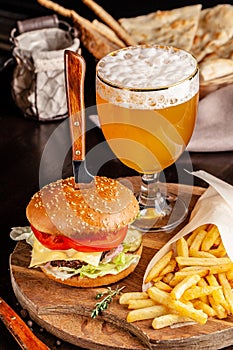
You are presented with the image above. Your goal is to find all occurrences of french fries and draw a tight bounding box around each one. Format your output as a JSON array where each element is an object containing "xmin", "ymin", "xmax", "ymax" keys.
[
  {"xmin": 170, "ymin": 274, "xmax": 201, "ymax": 299},
  {"xmin": 127, "ymin": 304, "xmax": 168, "ymax": 323},
  {"xmin": 176, "ymin": 237, "xmax": 189, "ymax": 257},
  {"xmin": 119, "ymin": 224, "xmax": 233, "ymax": 330},
  {"xmin": 119, "ymin": 292, "xmax": 148, "ymax": 304},
  {"xmin": 145, "ymin": 250, "xmax": 173, "ymax": 283},
  {"xmin": 152, "ymin": 314, "xmax": 193, "ymax": 329},
  {"xmin": 218, "ymin": 273, "xmax": 233, "ymax": 314},
  {"xmin": 201, "ymin": 225, "xmax": 220, "ymax": 251},
  {"xmin": 169, "ymin": 268, "xmax": 208, "ymax": 287},
  {"xmin": 175, "ymin": 256, "xmax": 230, "ymax": 266},
  {"xmin": 128, "ymin": 299, "xmax": 156, "ymax": 309},
  {"xmin": 182, "ymin": 285, "xmax": 222, "ymax": 301},
  {"xmin": 189, "ymin": 229, "xmax": 207, "ymax": 254},
  {"xmin": 192, "ymin": 300, "xmax": 216, "ymax": 317}
]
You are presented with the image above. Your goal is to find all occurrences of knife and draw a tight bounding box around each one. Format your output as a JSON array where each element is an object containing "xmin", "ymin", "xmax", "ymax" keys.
[
  {"xmin": 0, "ymin": 297, "xmax": 50, "ymax": 350},
  {"xmin": 64, "ymin": 50, "xmax": 93, "ymax": 185}
]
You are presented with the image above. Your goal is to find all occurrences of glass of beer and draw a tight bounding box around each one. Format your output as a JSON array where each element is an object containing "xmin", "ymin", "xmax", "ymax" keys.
[{"xmin": 96, "ymin": 45, "xmax": 199, "ymax": 232}]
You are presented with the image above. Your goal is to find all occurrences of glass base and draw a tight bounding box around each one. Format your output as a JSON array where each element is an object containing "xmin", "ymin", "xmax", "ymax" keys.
[{"xmin": 131, "ymin": 192, "xmax": 188, "ymax": 232}]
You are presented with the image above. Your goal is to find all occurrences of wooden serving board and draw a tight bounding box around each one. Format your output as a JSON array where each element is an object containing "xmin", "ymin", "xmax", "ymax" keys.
[{"xmin": 9, "ymin": 178, "xmax": 233, "ymax": 350}]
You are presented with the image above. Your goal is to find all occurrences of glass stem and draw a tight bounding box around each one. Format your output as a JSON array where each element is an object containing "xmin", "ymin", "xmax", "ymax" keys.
[{"xmin": 138, "ymin": 173, "xmax": 171, "ymax": 216}]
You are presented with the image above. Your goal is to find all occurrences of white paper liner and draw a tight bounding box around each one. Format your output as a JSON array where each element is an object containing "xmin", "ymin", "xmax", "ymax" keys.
[{"xmin": 142, "ymin": 170, "xmax": 233, "ymax": 291}]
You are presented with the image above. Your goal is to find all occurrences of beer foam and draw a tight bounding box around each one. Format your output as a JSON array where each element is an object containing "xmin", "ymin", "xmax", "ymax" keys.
[{"xmin": 96, "ymin": 45, "xmax": 199, "ymax": 109}]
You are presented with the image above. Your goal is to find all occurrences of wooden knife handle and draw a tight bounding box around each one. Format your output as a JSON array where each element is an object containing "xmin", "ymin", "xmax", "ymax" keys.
[
  {"xmin": 0, "ymin": 297, "xmax": 50, "ymax": 350},
  {"xmin": 65, "ymin": 50, "xmax": 86, "ymax": 162}
]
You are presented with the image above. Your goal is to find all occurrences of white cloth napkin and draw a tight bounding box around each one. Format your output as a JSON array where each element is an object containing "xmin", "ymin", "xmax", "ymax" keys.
[{"xmin": 187, "ymin": 84, "xmax": 233, "ymax": 152}]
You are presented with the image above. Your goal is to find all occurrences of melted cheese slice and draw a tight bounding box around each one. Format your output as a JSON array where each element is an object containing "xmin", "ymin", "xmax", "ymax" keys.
[{"xmin": 29, "ymin": 237, "xmax": 102, "ymax": 268}]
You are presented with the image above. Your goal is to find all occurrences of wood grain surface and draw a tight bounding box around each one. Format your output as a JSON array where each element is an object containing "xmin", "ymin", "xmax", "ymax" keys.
[
  {"xmin": 0, "ymin": 297, "xmax": 50, "ymax": 350},
  {"xmin": 9, "ymin": 178, "xmax": 233, "ymax": 350},
  {"xmin": 65, "ymin": 50, "xmax": 86, "ymax": 162}
]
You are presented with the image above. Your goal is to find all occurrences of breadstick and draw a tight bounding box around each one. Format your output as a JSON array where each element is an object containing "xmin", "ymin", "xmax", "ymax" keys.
[
  {"xmin": 71, "ymin": 11, "xmax": 120, "ymax": 58},
  {"xmin": 81, "ymin": 0, "xmax": 137, "ymax": 46},
  {"xmin": 37, "ymin": 0, "xmax": 121, "ymax": 59},
  {"xmin": 37, "ymin": 0, "xmax": 72, "ymax": 18},
  {"xmin": 37, "ymin": 0, "xmax": 92, "ymax": 30},
  {"xmin": 92, "ymin": 19, "xmax": 125, "ymax": 47}
]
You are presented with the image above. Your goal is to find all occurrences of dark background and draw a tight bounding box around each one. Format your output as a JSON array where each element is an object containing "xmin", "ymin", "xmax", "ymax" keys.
[
  {"xmin": 1, "ymin": 0, "xmax": 232, "ymax": 64},
  {"xmin": 0, "ymin": 1, "xmax": 233, "ymax": 349}
]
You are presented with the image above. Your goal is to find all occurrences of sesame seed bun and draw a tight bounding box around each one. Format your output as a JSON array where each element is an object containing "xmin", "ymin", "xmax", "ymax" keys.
[
  {"xmin": 26, "ymin": 176, "xmax": 139, "ymax": 241},
  {"xmin": 26, "ymin": 176, "xmax": 142, "ymax": 287}
]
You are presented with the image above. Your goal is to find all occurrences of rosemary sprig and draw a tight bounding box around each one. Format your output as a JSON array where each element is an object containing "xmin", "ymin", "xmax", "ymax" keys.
[{"xmin": 91, "ymin": 285, "xmax": 125, "ymax": 318}]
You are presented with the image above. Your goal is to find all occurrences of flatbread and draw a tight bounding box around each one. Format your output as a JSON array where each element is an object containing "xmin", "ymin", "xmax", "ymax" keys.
[
  {"xmin": 119, "ymin": 4, "xmax": 202, "ymax": 51},
  {"xmin": 201, "ymin": 38, "xmax": 233, "ymax": 62},
  {"xmin": 199, "ymin": 58, "xmax": 233, "ymax": 82},
  {"xmin": 191, "ymin": 4, "xmax": 233, "ymax": 62}
]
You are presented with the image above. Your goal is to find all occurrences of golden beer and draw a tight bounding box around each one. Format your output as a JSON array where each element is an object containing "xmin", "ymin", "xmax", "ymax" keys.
[
  {"xmin": 96, "ymin": 45, "xmax": 199, "ymax": 174},
  {"xmin": 96, "ymin": 92, "xmax": 198, "ymax": 173}
]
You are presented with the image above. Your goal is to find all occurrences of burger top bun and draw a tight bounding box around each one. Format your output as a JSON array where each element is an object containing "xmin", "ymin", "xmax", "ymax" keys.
[{"xmin": 26, "ymin": 176, "xmax": 139, "ymax": 240}]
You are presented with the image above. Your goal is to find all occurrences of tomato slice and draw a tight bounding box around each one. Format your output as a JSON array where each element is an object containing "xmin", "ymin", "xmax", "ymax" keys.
[{"xmin": 31, "ymin": 225, "xmax": 128, "ymax": 252}]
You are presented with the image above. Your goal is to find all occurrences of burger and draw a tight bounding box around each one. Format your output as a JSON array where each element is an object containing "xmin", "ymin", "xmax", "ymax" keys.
[{"xmin": 24, "ymin": 176, "xmax": 142, "ymax": 287}]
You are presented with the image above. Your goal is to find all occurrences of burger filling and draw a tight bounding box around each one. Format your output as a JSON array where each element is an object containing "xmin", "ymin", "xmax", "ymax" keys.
[{"xmin": 10, "ymin": 226, "xmax": 142, "ymax": 281}]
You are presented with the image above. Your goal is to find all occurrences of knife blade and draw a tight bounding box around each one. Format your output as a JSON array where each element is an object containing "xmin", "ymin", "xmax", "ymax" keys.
[{"xmin": 64, "ymin": 49, "xmax": 93, "ymax": 185}]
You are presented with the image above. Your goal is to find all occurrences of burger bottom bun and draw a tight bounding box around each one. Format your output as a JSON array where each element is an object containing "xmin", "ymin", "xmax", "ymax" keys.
[{"xmin": 40, "ymin": 244, "xmax": 143, "ymax": 288}]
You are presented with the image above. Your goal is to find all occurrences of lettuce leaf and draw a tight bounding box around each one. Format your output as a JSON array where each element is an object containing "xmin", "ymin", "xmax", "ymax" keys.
[{"xmin": 43, "ymin": 253, "xmax": 140, "ymax": 280}]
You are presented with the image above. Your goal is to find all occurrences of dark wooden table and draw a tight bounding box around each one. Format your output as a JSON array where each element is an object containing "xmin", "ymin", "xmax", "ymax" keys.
[{"xmin": 0, "ymin": 1, "xmax": 233, "ymax": 349}]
